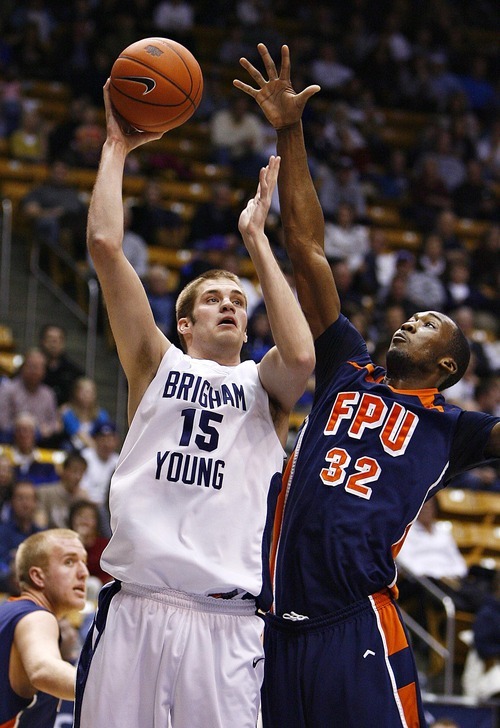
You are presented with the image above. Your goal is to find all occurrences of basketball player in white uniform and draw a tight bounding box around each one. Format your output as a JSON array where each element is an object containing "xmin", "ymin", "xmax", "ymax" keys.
[{"xmin": 74, "ymin": 80, "xmax": 315, "ymax": 728}]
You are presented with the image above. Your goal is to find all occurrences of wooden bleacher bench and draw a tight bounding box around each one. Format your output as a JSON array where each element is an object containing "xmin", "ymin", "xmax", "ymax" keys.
[
  {"xmin": 378, "ymin": 228, "xmax": 422, "ymax": 251},
  {"xmin": 436, "ymin": 488, "xmax": 500, "ymax": 526},
  {"xmin": 0, "ymin": 352, "xmax": 23, "ymax": 377},
  {"xmin": 366, "ymin": 204, "xmax": 403, "ymax": 228},
  {"xmin": 0, "ymin": 443, "xmax": 66, "ymax": 467},
  {"xmin": 0, "ymin": 325, "xmax": 15, "ymax": 351}
]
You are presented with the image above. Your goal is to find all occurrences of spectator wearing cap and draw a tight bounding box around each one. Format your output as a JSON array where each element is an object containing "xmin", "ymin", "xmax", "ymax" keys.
[{"xmin": 80, "ymin": 422, "xmax": 120, "ymax": 509}]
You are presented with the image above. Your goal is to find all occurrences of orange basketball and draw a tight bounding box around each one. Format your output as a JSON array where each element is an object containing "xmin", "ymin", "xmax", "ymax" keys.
[{"xmin": 109, "ymin": 37, "xmax": 203, "ymax": 133}]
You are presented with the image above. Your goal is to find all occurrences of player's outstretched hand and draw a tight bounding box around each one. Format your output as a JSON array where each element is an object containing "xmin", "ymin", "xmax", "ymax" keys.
[
  {"xmin": 234, "ymin": 44, "xmax": 320, "ymax": 130},
  {"xmin": 238, "ymin": 155, "xmax": 280, "ymax": 241},
  {"xmin": 103, "ymin": 79, "xmax": 164, "ymax": 152}
]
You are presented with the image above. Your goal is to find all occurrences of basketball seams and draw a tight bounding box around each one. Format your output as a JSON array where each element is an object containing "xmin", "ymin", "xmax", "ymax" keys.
[
  {"xmin": 114, "ymin": 58, "xmax": 197, "ymax": 100},
  {"xmin": 110, "ymin": 82, "xmax": 197, "ymax": 110}
]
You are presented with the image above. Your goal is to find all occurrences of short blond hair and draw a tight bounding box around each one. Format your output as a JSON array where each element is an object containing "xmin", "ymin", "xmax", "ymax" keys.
[{"xmin": 15, "ymin": 528, "xmax": 81, "ymax": 589}]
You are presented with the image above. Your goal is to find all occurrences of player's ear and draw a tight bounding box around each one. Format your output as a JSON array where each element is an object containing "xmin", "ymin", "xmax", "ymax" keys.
[
  {"xmin": 177, "ymin": 317, "xmax": 190, "ymax": 335},
  {"xmin": 438, "ymin": 355, "xmax": 457, "ymax": 381},
  {"xmin": 243, "ymin": 330, "xmax": 248, "ymax": 343},
  {"xmin": 29, "ymin": 565, "xmax": 45, "ymax": 588}
]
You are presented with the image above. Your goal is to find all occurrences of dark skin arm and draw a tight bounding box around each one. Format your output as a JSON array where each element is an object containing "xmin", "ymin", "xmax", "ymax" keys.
[{"xmin": 234, "ymin": 44, "xmax": 340, "ymax": 340}]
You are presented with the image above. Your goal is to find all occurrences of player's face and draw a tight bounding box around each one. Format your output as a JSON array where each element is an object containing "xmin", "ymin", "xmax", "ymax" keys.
[
  {"xmin": 182, "ymin": 278, "xmax": 248, "ymax": 358},
  {"xmin": 387, "ymin": 311, "xmax": 455, "ymax": 375},
  {"xmin": 42, "ymin": 536, "xmax": 88, "ymax": 617}
]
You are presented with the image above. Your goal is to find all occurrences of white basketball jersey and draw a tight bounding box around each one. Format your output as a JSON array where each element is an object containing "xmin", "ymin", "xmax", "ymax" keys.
[{"xmin": 101, "ymin": 345, "xmax": 285, "ymax": 596}]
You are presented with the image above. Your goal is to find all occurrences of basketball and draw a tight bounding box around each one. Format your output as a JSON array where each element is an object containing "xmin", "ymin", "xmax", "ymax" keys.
[{"xmin": 109, "ymin": 37, "xmax": 203, "ymax": 133}]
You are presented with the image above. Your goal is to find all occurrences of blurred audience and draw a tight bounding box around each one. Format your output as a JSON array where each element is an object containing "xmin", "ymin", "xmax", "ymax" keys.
[
  {"xmin": 35, "ymin": 451, "xmax": 89, "ymax": 528},
  {"xmin": 59, "ymin": 376, "xmax": 112, "ymax": 453},
  {"xmin": 0, "ymin": 349, "xmax": 62, "ymax": 446}
]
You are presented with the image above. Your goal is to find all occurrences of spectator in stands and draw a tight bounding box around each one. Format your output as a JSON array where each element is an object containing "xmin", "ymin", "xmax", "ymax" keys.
[
  {"xmin": 454, "ymin": 159, "xmax": 497, "ymax": 221},
  {"xmin": 188, "ymin": 181, "xmax": 239, "ymax": 245},
  {"xmin": 324, "ymin": 201, "xmax": 369, "ymax": 274},
  {"xmin": 428, "ymin": 129, "xmax": 467, "ymax": 193},
  {"xmin": 80, "ymin": 421, "xmax": 119, "ymax": 512},
  {"xmin": 66, "ymin": 104, "xmax": 106, "ymax": 169},
  {"xmin": 21, "ymin": 159, "xmax": 88, "ymax": 258},
  {"xmin": 0, "ymin": 65, "xmax": 22, "ymax": 137},
  {"xmin": 419, "ymin": 233, "xmax": 447, "ymax": 279},
  {"xmin": 48, "ymin": 95, "xmax": 92, "ymax": 163},
  {"xmin": 372, "ymin": 147, "xmax": 410, "ymax": 203},
  {"xmin": 443, "ymin": 258, "xmax": 492, "ymax": 314},
  {"xmin": 317, "ymin": 156, "xmax": 367, "ymax": 220},
  {"xmin": 409, "ymin": 155, "xmax": 452, "ymax": 231},
  {"xmin": 376, "ymin": 272, "xmax": 414, "ymax": 320},
  {"xmin": 329, "ymin": 260, "xmax": 364, "ymax": 316},
  {"xmin": 35, "ymin": 451, "xmax": 89, "ymax": 529},
  {"xmin": 0, "ymin": 479, "xmax": 43, "ymax": 594},
  {"xmin": 433, "ymin": 209, "xmax": 466, "ymax": 259},
  {"xmin": 60, "ymin": 376, "xmax": 112, "ymax": 453},
  {"xmin": 320, "ymin": 101, "xmax": 369, "ymax": 170},
  {"xmin": 357, "ymin": 227, "xmax": 397, "ymax": 296},
  {"xmin": 0, "ymin": 454, "xmax": 15, "ymax": 518},
  {"xmin": 459, "ymin": 55, "xmax": 497, "ymax": 119},
  {"xmin": 152, "ymin": 0, "xmax": 195, "ymax": 47},
  {"xmin": 444, "ymin": 350, "xmax": 481, "ymax": 411},
  {"xmin": 476, "ymin": 118, "xmax": 500, "ymax": 181},
  {"xmin": 0, "ymin": 349, "xmax": 62, "ymax": 446},
  {"xmin": 451, "ymin": 306, "xmax": 496, "ymax": 378},
  {"xmin": 39, "ymin": 323, "xmax": 84, "ymax": 407},
  {"xmin": 129, "ymin": 179, "xmax": 184, "ymax": 249},
  {"xmin": 144, "ymin": 264, "xmax": 176, "ymax": 338},
  {"xmin": 462, "ymin": 573, "xmax": 500, "ymax": 701},
  {"xmin": 394, "ymin": 249, "xmax": 447, "ymax": 312},
  {"xmin": 245, "ymin": 302, "xmax": 274, "ymax": 364},
  {"xmin": 426, "ymin": 55, "xmax": 463, "ymax": 113},
  {"xmin": 475, "ymin": 377, "xmax": 500, "ymax": 417},
  {"xmin": 8, "ymin": 103, "xmax": 48, "ymax": 162},
  {"xmin": 397, "ymin": 497, "xmax": 489, "ymax": 617},
  {"xmin": 470, "ymin": 224, "xmax": 499, "ymax": 295},
  {"xmin": 68, "ymin": 499, "xmax": 112, "ymax": 584},
  {"xmin": 218, "ymin": 24, "xmax": 256, "ymax": 67},
  {"xmin": 4, "ymin": 412, "xmax": 59, "ymax": 486},
  {"xmin": 209, "ymin": 95, "xmax": 267, "ymax": 180},
  {"xmin": 309, "ymin": 42, "xmax": 354, "ymax": 98}
]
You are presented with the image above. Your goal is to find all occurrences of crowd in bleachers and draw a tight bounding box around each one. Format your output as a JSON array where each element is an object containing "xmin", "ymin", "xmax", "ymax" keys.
[{"xmin": 0, "ymin": 0, "xmax": 499, "ymax": 699}]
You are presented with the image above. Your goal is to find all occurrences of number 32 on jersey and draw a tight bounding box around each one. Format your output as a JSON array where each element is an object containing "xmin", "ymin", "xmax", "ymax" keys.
[{"xmin": 320, "ymin": 391, "xmax": 419, "ymax": 500}]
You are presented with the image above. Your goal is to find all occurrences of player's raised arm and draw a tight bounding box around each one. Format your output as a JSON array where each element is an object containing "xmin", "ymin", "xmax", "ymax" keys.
[
  {"xmin": 235, "ymin": 44, "xmax": 341, "ymax": 340},
  {"xmin": 238, "ymin": 156, "xmax": 315, "ymax": 442},
  {"xmin": 87, "ymin": 80, "xmax": 168, "ymax": 420}
]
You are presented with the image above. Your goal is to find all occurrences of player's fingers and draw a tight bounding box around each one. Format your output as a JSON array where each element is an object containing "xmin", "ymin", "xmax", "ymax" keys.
[
  {"xmin": 278, "ymin": 45, "xmax": 290, "ymax": 80},
  {"xmin": 296, "ymin": 85, "xmax": 321, "ymax": 105},
  {"xmin": 233, "ymin": 79, "xmax": 258, "ymax": 97},
  {"xmin": 257, "ymin": 43, "xmax": 279, "ymax": 80},
  {"xmin": 239, "ymin": 57, "xmax": 267, "ymax": 87}
]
